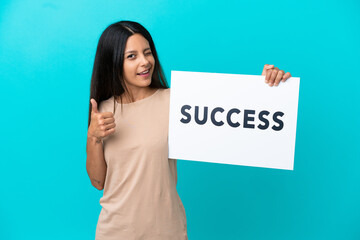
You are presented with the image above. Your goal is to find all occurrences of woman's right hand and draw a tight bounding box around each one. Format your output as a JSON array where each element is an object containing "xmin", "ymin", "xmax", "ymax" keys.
[{"xmin": 88, "ymin": 98, "xmax": 116, "ymax": 141}]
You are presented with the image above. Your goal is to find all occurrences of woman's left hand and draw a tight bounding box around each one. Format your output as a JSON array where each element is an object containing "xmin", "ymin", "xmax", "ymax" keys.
[{"xmin": 261, "ymin": 64, "xmax": 292, "ymax": 87}]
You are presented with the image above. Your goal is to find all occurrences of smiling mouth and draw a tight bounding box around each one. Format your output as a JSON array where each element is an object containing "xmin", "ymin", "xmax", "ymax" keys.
[{"xmin": 137, "ymin": 68, "xmax": 151, "ymax": 75}]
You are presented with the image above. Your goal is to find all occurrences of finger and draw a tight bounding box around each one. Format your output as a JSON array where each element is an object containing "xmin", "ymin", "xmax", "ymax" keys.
[
  {"xmin": 269, "ymin": 67, "xmax": 279, "ymax": 86},
  {"xmin": 262, "ymin": 64, "xmax": 274, "ymax": 76},
  {"xmin": 281, "ymin": 72, "xmax": 292, "ymax": 82},
  {"xmin": 274, "ymin": 71, "xmax": 284, "ymax": 86},
  {"xmin": 98, "ymin": 117, "xmax": 115, "ymax": 130},
  {"xmin": 104, "ymin": 122, "xmax": 116, "ymax": 130},
  {"xmin": 90, "ymin": 99, "xmax": 99, "ymax": 114},
  {"xmin": 265, "ymin": 69, "xmax": 272, "ymax": 82},
  {"xmin": 104, "ymin": 127, "xmax": 116, "ymax": 137},
  {"xmin": 103, "ymin": 117, "xmax": 115, "ymax": 125},
  {"xmin": 101, "ymin": 112, "xmax": 114, "ymax": 118}
]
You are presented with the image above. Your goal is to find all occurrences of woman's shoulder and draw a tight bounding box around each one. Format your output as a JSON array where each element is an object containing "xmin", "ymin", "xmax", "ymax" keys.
[
  {"xmin": 159, "ymin": 87, "xmax": 170, "ymax": 95},
  {"xmin": 156, "ymin": 88, "xmax": 170, "ymax": 101},
  {"xmin": 98, "ymin": 96, "xmax": 114, "ymax": 113}
]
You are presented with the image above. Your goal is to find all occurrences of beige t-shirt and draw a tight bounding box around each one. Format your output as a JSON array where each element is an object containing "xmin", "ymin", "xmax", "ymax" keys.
[{"xmin": 95, "ymin": 88, "xmax": 188, "ymax": 240}]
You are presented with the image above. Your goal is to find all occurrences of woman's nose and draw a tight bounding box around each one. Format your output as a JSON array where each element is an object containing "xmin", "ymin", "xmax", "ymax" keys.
[{"xmin": 140, "ymin": 54, "xmax": 150, "ymax": 66}]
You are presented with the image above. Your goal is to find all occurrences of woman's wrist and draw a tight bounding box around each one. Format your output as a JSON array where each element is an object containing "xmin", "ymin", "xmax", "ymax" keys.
[{"xmin": 87, "ymin": 132, "xmax": 102, "ymax": 144}]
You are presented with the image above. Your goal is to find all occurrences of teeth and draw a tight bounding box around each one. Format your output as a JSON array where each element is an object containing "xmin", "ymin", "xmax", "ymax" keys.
[{"xmin": 139, "ymin": 69, "xmax": 149, "ymax": 74}]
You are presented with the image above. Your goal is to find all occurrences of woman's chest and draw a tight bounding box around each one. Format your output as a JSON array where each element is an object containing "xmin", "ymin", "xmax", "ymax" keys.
[{"xmin": 104, "ymin": 103, "xmax": 170, "ymax": 155}]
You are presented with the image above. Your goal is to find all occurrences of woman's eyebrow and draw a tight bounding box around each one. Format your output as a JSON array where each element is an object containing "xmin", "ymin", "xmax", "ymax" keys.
[{"xmin": 125, "ymin": 48, "xmax": 151, "ymax": 54}]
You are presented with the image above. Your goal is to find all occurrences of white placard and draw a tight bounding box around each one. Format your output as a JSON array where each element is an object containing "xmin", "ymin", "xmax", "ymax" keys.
[{"xmin": 168, "ymin": 70, "xmax": 300, "ymax": 170}]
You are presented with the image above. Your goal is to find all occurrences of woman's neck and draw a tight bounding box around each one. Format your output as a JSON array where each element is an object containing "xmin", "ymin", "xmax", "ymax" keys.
[{"xmin": 116, "ymin": 87, "xmax": 157, "ymax": 104}]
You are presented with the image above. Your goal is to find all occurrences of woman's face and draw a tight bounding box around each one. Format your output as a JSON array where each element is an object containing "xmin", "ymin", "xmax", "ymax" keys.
[{"xmin": 122, "ymin": 33, "xmax": 155, "ymax": 91}]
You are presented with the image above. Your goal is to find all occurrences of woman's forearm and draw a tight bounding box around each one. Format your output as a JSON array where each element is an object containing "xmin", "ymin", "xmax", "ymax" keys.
[{"xmin": 86, "ymin": 135, "xmax": 107, "ymax": 190}]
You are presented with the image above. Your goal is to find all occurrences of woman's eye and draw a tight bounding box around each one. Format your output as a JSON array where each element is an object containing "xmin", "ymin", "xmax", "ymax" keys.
[
  {"xmin": 127, "ymin": 54, "xmax": 135, "ymax": 59},
  {"xmin": 146, "ymin": 51, "xmax": 152, "ymax": 55}
]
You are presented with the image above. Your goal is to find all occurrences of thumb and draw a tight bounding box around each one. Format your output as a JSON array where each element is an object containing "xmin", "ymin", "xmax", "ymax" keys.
[{"xmin": 90, "ymin": 98, "xmax": 99, "ymax": 114}]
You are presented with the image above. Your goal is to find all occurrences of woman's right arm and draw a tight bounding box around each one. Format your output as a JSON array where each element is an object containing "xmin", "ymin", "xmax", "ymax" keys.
[
  {"xmin": 86, "ymin": 99, "xmax": 116, "ymax": 190},
  {"xmin": 86, "ymin": 135, "xmax": 107, "ymax": 190}
]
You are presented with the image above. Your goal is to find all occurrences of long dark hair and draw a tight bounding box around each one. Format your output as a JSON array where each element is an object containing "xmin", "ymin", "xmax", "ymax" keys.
[{"xmin": 88, "ymin": 20, "xmax": 168, "ymax": 127}]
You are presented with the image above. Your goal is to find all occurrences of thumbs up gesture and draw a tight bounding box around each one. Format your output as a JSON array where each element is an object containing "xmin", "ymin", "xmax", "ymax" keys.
[{"xmin": 88, "ymin": 98, "xmax": 116, "ymax": 141}]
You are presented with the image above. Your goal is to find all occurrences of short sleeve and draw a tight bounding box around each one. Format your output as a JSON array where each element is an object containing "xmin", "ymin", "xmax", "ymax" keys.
[
  {"xmin": 97, "ymin": 97, "xmax": 116, "ymax": 116},
  {"xmin": 98, "ymin": 99, "xmax": 109, "ymax": 114}
]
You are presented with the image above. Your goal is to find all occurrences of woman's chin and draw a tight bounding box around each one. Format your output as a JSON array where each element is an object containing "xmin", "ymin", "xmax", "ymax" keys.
[
  {"xmin": 137, "ymin": 76, "xmax": 152, "ymax": 84},
  {"xmin": 133, "ymin": 79, "xmax": 152, "ymax": 88}
]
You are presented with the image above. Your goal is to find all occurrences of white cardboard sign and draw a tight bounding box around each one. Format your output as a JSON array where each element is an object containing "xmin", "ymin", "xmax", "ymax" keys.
[{"xmin": 168, "ymin": 70, "xmax": 300, "ymax": 170}]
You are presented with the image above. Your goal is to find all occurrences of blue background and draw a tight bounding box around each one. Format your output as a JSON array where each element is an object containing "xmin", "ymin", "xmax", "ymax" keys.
[{"xmin": 1, "ymin": 0, "xmax": 359, "ymax": 239}]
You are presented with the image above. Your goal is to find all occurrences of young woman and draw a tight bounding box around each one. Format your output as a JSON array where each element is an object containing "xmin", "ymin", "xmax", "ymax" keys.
[{"xmin": 86, "ymin": 20, "xmax": 291, "ymax": 240}]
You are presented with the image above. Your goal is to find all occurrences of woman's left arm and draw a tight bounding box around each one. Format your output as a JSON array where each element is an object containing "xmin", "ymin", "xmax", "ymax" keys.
[{"xmin": 261, "ymin": 64, "xmax": 292, "ymax": 87}]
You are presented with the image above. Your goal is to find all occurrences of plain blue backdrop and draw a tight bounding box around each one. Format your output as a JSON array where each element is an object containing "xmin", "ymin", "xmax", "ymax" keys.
[{"xmin": 0, "ymin": 0, "xmax": 359, "ymax": 239}]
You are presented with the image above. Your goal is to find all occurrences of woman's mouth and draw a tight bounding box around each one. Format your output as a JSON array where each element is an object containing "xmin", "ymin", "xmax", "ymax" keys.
[{"xmin": 137, "ymin": 68, "xmax": 151, "ymax": 77}]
